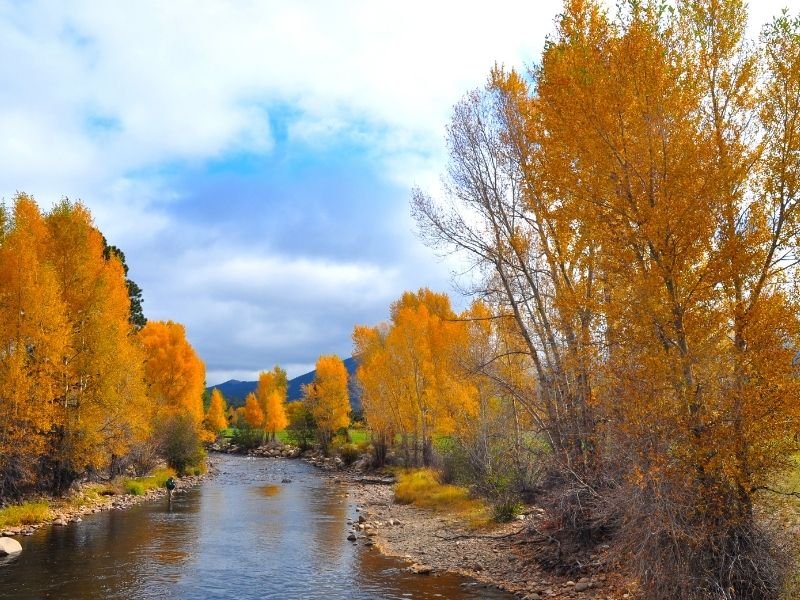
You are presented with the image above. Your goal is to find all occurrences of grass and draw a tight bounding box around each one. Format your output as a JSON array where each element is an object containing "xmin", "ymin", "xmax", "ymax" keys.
[
  {"xmin": 394, "ymin": 468, "xmax": 490, "ymax": 528},
  {"xmin": 221, "ymin": 427, "xmax": 369, "ymax": 446},
  {"xmin": 0, "ymin": 501, "xmax": 52, "ymax": 528},
  {"xmin": 121, "ymin": 467, "xmax": 177, "ymax": 495}
]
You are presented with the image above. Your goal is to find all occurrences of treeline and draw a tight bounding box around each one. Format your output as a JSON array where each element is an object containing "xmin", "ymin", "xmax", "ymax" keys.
[
  {"xmin": 358, "ymin": 2, "xmax": 800, "ymax": 598},
  {"xmin": 0, "ymin": 194, "xmax": 207, "ymax": 499}
]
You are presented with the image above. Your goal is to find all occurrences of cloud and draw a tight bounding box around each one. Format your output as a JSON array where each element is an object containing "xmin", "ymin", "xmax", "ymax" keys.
[{"xmin": 1, "ymin": 0, "xmax": 790, "ymax": 384}]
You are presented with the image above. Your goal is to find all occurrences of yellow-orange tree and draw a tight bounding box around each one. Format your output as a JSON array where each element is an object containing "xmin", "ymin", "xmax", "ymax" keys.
[
  {"xmin": 243, "ymin": 392, "xmax": 264, "ymax": 429},
  {"xmin": 256, "ymin": 366, "xmax": 288, "ymax": 441},
  {"xmin": 354, "ymin": 289, "xmax": 476, "ymax": 466},
  {"xmin": 140, "ymin": 320, "xmax": 207, "ymax": 473},
  {"xmin": 205, "ymin": 388, "xmax": 228, "ymax": 435},
  {"xmin": 0, "ymin": 196, "xmax": 69, "ymax": 495},
  {"xmin": 414, "ymin": 1, "xmax": 800, "ymax": 595},
  {"xmin": 45, "ymin": 199, "xmax": 150, "ymax": 488},
  {"xmin": 305, "ymin": 355, "xmax": 350, "ymax": 451}
]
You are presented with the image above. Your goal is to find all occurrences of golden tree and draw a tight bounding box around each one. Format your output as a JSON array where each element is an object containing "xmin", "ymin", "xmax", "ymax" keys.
[
  {"xmin": 205, "ymin": 388, "xmax": 228, "ymax": 435},
  {"xmin": 243, "ymin": 392, "xmax": 264, "ymax": 430},
  {"xmin": 45, "ymin": 199, "xmax": 149, "ymax": 485},
  {"xmin": 414, "ymin": 1, "xmax": 800, "ymax": 595},
  {"xmin": 0, "ymin": 195, "xmax": 69, "ymax": 494},
  {"xmin": 264, "ymin": 390, "xmax": 288, "ymax": 442},
  {"xmin": 256, "ymin": 366, "xmax": 288, "ymax": 440},
  {"xmin": 306, "ymin": 355, "xmax": 350, "ymax": 451}
]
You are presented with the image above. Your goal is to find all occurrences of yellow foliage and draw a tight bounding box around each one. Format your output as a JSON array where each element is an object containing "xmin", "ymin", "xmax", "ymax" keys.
[{"xmin": 205, "ymin": 388, "xmax": 228, "ymax": 434}]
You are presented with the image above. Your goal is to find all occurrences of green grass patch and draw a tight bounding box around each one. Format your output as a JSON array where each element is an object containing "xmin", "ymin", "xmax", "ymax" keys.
[
  {"xmin": 121, "ymin": 467, "xmax": 177, "ymax": 496},
  {"xmin": 394, "ymin": 468, "xmax": 489, "ymax": 527},
  {"xmin": 347, "ymin": 428, "xmax": 370, "ymax": 445},
  {"xmin": 0, "ymin": 501, "xmax": 52, "ymax": 528}
]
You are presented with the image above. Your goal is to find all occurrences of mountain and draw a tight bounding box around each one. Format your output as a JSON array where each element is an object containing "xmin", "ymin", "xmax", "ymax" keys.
[{"xmin": 207, "ymin": 356, "xmax": 361, "ymax": 412}]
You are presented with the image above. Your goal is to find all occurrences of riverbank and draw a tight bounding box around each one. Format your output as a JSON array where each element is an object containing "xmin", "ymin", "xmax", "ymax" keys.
[
  {"xmin": 0, "ymin": 468, "xmax": 210, "ymax": 539},
  {"xmin": 342, "ymin": 474, "xmax": 633, "ymax": 600}
]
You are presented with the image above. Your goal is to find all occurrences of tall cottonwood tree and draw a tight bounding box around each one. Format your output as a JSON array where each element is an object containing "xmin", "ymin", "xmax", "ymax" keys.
[
  {"xmin": 414, "ymin": 1, "xmax": 800, "ymax": 596},
  {"xmin": 256, "ymin": 366, "xmax": 288, "ymax": 441},
  {"xmin": 305, "ymin": 355, "xmax": 350, "ymax": 451},
  {"xmin": 45, "ymin": 200, "xmax": 149, "ymax": 489},
  {"xmin": 0, "ymin": 196, "xmax": 69, "ymax": 495},
  {"xmin": 205, "ymin": 388, "xmax": 228, "ymax": 435}
]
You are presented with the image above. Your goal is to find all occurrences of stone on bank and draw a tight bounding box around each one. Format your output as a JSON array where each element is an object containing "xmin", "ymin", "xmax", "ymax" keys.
[{"xmin": 0, "ymin": 536, "xmax": 22, "ymax": 555}]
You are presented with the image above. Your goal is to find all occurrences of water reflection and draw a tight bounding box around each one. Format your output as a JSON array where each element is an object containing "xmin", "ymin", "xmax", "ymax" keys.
[{"xmin": 0, "ymin": 455, "xmax": 511, "ymax": 599}]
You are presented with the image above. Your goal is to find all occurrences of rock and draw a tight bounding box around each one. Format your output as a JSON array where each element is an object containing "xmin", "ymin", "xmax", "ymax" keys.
[
  {"xmin": 522, "ymin": 594, "xmax": 541, "ymax": 600},
  {"xmin": 347, "ymin": 533, "xmax": 357, "ymax": 541},
  {"xmin": 52, "ymin": 518, "xmax": 67, "ymax": 526},
  {"xmin": 281, "ymin": 478, "xmax": 292, "ymax": 484},
  {"xmin": 358, "ymin": 514, "xmax": 366, "ymax": 523},
  {"xmin": 574, "ymin": 582, "xmax": 591, "ymax": 592},
  {"xmin": 0, "ymin": 537, "xmax": 22, "ymax": 555},
  {"xmin": 408, "ymin": 563, "xmax": 432, "ymax": 575}
]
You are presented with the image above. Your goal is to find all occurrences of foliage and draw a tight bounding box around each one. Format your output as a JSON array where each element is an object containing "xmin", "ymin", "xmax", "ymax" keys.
[
  {"xmin": 0, "ymin": 195, "xmax": 157, "ymax": 496},
  {"xmin": 205, "ymin": 388, "xmax": 228, "ymax": 435},
  {"xmin": 286, "ymin": 400, "xmax": 316, "ymax": 451},
  {"xmin": 304, "ymin": 355, "xmax": 350, "ymax": 452},
  {"xmin": 156, "ymin": 414, "xmax": 206, "ymax": 476},
  {"xmin": 410, "ymin": 0, "xmax": 800, "ymax": 595},
  {"xmin": 243, "ymin": 392, "xmax": 264, "ymax": 431},
  {"xmin": 140, "ymin": 320, "xmax": 206, "ymax": 434}
]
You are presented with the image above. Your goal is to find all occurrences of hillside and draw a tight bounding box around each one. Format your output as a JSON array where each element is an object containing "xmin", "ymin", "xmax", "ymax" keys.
[{"xmin": 207, "ymin": 356, "xmax": 361, "ymax": 412}]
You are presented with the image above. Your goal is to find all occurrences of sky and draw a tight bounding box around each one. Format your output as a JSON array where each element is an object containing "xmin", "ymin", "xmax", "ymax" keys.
[{"xmin": 0, "ymin": 1, "xmax": 792, "ymax": 385}]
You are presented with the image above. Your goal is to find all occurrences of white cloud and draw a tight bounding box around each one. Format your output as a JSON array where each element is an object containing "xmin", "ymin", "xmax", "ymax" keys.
[{"xmin": 1, "ymin": 0, "xmax": 791, "ymax": 384}]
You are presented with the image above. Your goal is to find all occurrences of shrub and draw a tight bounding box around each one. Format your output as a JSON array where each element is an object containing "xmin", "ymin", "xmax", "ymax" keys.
[
  {"xmin": 335, "ymin": 442, "xmax": 361, "ymax": 467},
  {"xmin": 493, "ymin": 500, "xmax": 523, "ymax": 523},
  {"xmin": 123, "ymin": 480, "xmax": 145, "ymax": 496},
  {"xmin": 231, "ymin": 426, "xmax": 264, "ymax": 450},
  {"xmin": 156, "ymin": 414, "xmax": 206, "ymax": 475}
]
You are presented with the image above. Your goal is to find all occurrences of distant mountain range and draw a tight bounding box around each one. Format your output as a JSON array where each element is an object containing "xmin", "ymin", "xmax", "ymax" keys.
[{"xmin": 207, "ymin": 356, "xmax": 361, "ymax": 412}]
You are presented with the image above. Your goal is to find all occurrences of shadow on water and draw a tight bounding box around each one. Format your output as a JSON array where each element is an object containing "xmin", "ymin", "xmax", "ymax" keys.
[{"xmin": 0, "ymin": 455, "xmax": 512, "ymax": 599}]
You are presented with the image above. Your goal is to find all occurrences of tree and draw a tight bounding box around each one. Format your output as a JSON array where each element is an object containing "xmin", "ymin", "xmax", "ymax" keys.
[
  {"xmin": 264, "ymin": 390, "xmax": 288, "ymax": 442},
  {"xmin": 205, "ymin": 388, "xmax": 228, "ymax": 435},
  {"xmin": 354, "ymin": 289, "xmax": 476, "ymax": 466},
  {"xmin": 306, "ymin": 355, "xmax": 350, "ymax": 452},
  {"xmin": 414, "ymin": 1, "xmax": 800, "ymax": 595},
  {"xmin": 139, "ymin": 320, "xmax": 206, "ymax": 428},
  {"xmin": 243, "ymin": 392, "xmax": 264, "ymax": 430},
  {"xmin": 0, "ymin": 195, "xmax": 69, "ymax": 495},
  {"xmin": 45, "ymin": 199, "xmax": 149, "ymax": 490},
  {"xmin": 256, "ymin": 366, "xmax": 288, "ymax": 440},
  {"xmin": 286, "ymin": 400, "xmax": 316, "ymax": 451}
]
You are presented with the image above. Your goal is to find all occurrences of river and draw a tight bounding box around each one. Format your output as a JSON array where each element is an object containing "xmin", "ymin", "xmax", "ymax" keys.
[{"xmin": 0, "ymin": 454, "xmax": 512, "ymax": 599}]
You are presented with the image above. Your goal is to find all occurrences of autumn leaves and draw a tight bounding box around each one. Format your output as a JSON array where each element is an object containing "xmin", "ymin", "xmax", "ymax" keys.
[
  {"xmin": 404, "ymin": 0, "xmax": 800, "ymax": 596},
  {"xmin": 0, "ymin": 195, "xmax": 206, "ymax": 495}
]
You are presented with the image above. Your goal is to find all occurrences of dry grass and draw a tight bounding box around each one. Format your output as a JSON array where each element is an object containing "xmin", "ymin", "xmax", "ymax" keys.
[
  {"xmin": 394, "ymin": 468, "xmax": 489, "ymax": 527},
  {"xmin": 0, "ymin": 501, "xmax": 51, "ymax": 528}
]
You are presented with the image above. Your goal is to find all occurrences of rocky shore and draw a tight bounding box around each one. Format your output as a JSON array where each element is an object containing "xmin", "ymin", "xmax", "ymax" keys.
[
  {"xmin": 0, "ymin": 471, "xmax": 208, "ymax": 540},
  {"xmin": 343, "ymin": 478, "xmax": 634, "ymax": 599},
  {"xmin": 214, "ymin": 442, "xmax": 635, "ymax": 598}
]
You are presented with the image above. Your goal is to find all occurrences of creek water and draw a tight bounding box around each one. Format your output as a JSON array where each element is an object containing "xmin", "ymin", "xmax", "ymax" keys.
[{"xmin": 0, "ymin": 454, "xmax": 512, "ymax": 599}]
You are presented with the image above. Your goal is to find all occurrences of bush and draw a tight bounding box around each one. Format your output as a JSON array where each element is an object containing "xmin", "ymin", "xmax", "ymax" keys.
[
  {"xmin": 335, "ymin": 442, "xmax": 361, "ymax": 467},
  {"xmin": 493, "ymin": 500, "xmax": 523, "ymax": 523},
  {"xmin": 123, "ymin": 480, "xmax": 145, "ymax": 496},
  {"xmin": 231, "ymin": 426, "xmax": 264, "ymax": 450},
  {"xmin": 157, "ymin": 414, "xmax": 205, "ymax": 475}
]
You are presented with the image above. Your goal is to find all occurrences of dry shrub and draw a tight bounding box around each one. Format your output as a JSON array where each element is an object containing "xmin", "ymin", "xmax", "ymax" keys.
[{"xmin": 612, "ymin": 475, "xmax": 795, "ymax": 600}]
